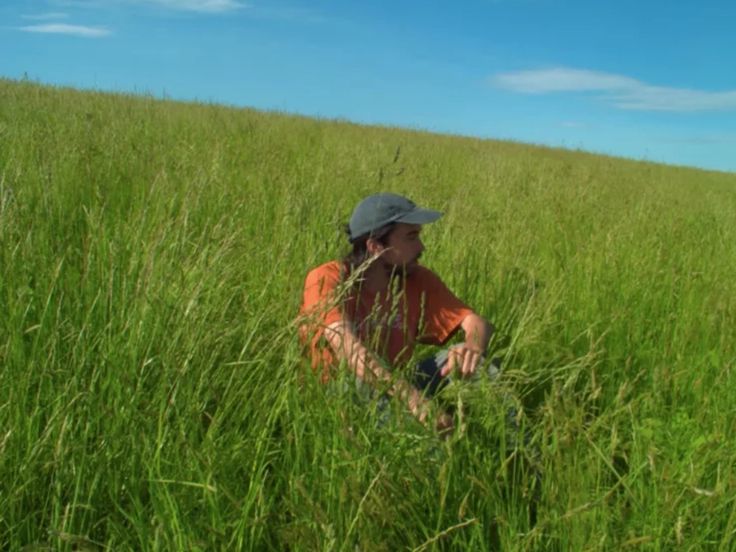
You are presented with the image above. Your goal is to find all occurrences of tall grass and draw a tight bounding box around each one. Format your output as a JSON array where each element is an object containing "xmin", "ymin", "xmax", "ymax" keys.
[{"xmin": 1, "ymin": 78, "xmax": 735, "ymax": 549}]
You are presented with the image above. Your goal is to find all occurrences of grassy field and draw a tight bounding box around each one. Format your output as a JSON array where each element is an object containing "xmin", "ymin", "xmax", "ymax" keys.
[{"xmin": 1, "ymin": 78, "xmax": 736, "ymax": 550}]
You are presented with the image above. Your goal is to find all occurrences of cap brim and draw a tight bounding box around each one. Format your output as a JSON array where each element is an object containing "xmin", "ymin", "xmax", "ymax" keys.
[{"xmin": 396, "ymin": 208, "xmax": 443, "ymax": 225}]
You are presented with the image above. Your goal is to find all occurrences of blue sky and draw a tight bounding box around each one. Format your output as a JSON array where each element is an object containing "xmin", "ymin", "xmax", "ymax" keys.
[{"xmin": 3, "ymin": 0, "xmax": 736, "ymax": 173}]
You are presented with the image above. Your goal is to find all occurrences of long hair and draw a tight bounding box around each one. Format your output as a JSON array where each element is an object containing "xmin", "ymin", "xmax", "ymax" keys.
[{"xmin": 342, "ymin": 223, "xmax": 396, "ymax": 270}]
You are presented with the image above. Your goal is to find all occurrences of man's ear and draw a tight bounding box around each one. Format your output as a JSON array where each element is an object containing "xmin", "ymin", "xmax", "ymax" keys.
[{"xmin": 366, "ymin": 237, "xmax": 385, "ymax": 256}]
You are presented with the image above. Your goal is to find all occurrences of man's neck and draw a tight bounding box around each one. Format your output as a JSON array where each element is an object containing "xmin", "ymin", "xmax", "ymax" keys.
[{"xmin": 361, "ymin": 262, "xmax": 392, "ymax": 294}]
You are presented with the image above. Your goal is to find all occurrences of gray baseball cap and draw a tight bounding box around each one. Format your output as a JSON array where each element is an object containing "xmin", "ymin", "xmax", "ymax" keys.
[{"xmin": 348, "ymin": 193, "xmax": 442, "ymax": 242}]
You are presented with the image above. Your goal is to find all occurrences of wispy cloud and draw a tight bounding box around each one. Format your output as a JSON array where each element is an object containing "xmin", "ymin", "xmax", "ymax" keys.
[
  {"xmin": 18, "ymin": 23, "xmax": 111, "ymax": 37},
  {"xmin": 50, "ymin": 0, "xmax": 247, "ymax": 12},
  {"xmin": 143, "ymin": 0, "xmax": 247, "ymax": 13},
  {"xmin": 21, "ymin": 12, "xmax": 69, "ymax": 20},
  {"xmin": 491, "ymin": 67, "xmax": 736, "ymax": 112},
  {"xmin": 48, "ymin": 0, "xmax": 320, "ymax": 18}
]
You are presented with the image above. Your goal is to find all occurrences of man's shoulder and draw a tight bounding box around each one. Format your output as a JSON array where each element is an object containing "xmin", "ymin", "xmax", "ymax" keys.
[{"xmin": 305, "ymin": 260, "xmax": 344, "ymax": 285}]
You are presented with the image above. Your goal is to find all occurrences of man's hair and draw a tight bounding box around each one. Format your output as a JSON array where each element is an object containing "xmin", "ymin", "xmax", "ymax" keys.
[{"xmin": 343, "ymin": 222, "xmax": 396, "ymax": 269}]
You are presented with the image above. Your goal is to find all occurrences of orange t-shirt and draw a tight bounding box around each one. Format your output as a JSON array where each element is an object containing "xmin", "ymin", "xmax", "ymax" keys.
[{"xmin": 298, "ymin": 260, "xmax": 474, "ymax": 380}]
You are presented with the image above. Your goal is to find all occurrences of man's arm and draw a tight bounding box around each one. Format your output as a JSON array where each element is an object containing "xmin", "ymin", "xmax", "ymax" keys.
[
  {"xmin": 323, "ymin": 319, "xmax": 431, "ymax": 423},
  {"xmin": 440, "ymin": 313, "xmax": 494, "ymax": 378}
]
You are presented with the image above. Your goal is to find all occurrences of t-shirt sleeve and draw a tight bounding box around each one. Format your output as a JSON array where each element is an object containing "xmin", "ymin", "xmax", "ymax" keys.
[
  {"xmin": 299, "ymin": 262, "xmax": 344, "ymax": 332},
  {"xmin": 298, "ymin": 262, "xmax": 345, "ymax": 372},
  {"xmin": 417, "ymin": 268, "xmax": 474, "ymax": 346}
]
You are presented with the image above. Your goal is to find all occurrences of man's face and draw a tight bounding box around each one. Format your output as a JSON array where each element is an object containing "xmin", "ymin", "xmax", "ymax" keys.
[{"xmin": 377, "ymin": 223, "xmax": 425, "ymax": 275}]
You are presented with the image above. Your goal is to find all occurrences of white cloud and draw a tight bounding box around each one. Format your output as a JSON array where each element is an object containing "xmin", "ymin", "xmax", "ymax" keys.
[
  {"xmin": 491, "ymin": 67, "xmax": 736, "ymax": 112},
  {"xmin": 493, "ymin": 68, "xmax": 637, "ymax": 93},
  {"xmin": 21, "ymin": 12, "xmax": 70, "ymax": 20},
  {"xmin": 18, "ymin": 23, "xmax": 111, "ymax": 37},
  {"xmin": 141, "ymin": 0, "xmax": 247, "ymax": 12},
  {"xmin": 49, "ymin": 0, "xmax": 247, "ymax": 12}
]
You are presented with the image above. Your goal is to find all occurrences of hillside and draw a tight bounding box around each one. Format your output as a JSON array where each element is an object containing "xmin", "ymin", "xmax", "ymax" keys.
[{"xmin": 1, "ymin": 78, "xmax": 735, "ymax": 549}]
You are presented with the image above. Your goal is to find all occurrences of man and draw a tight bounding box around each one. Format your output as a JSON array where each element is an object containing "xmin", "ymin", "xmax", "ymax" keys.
[{"xmin": 299, "ymin": 193, "xmax": 494, "ymax": 432}]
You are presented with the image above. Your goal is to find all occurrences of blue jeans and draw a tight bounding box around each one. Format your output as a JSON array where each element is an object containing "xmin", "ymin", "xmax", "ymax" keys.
[
  {"xmin": 331, "ymin": 348, "xmax": 503, "ymax": 426},
  {"xmin": 329, "ymin": 349, "xmax": 454, "ymax": 421},
  {"xmin": 413, "ymin": 349, "xmax": 453, "ymax": 396},
  {"xmin": 414, "ymin": 346, "xmax": 501, "ymax": 396}
]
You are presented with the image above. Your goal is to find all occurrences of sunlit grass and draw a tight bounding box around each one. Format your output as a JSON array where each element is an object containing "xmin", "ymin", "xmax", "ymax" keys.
[{"xmin": 1, "ymin": 78, "xmax": 735, "ymax": 549}]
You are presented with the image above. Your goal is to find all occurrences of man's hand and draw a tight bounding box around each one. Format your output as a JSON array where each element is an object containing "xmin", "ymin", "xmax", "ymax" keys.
[
  {"xmin": 408, "ymin": 388, "xmax": 454, "ymax": 437},
  {"xmin": 435, "ymin": 410, "xmax": 454, "ymax": 438},
  {"xmin": 441, "ymin": 345, "xmax": 485, "ymax": 378},
  {"xmin": 441, "ymin": 313, "xmax": 494, "ymax": 378},
  {"xmin": 407, "ymin": 387, "xmax": 431, "ymax": 423},
  {"xmin": 324, "ymin": 319, "xmax": 460, "ymax": 437}
]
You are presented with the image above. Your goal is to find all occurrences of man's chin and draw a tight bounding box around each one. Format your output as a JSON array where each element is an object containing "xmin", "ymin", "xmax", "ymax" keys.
[{"xmin": 385, "ymin": 259, "xmax": 420, "ymax": 277}]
